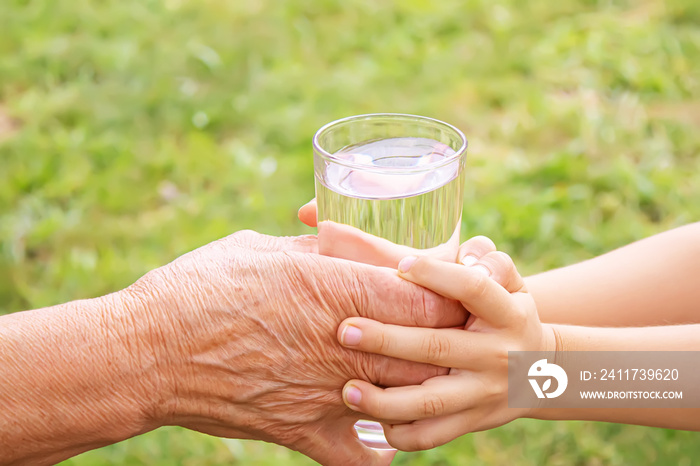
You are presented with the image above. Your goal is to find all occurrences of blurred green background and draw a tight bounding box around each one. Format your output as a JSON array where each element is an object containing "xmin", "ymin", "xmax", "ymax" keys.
[{"xmin": 1, "ymin": 0, "xmax": 699, "ymax": 464}]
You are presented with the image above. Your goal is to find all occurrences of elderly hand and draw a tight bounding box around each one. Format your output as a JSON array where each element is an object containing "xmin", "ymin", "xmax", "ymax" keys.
[
  {"xmin": 298, "ymin": 199, "xmax": 458, "ymax": 267},
  {"xmin": 122, "ymin": 230, "xmax": 467, "ymax": 465}
]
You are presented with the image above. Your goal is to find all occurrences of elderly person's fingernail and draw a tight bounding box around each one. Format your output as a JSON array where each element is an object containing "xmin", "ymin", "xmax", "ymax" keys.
[
  {"xmin": 461, "ymin": 255, "xmax": 478, "ymax": 266},
  {"xmin": 340, "ymin": 325, "xmax": 362, "ymax": 346},
  {"xmin": 398, "ymin": 256, "xmax": 418, "ymax": 273},
  {"xmin": 344, "ymin": 385, "xmax": 362, "ymax": 407}
]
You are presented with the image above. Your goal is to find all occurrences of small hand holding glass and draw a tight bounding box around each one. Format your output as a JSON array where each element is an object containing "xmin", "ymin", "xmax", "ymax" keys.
[{"xmin": 335, "ymin": 241, "xmax": 556, "ymax": 451}]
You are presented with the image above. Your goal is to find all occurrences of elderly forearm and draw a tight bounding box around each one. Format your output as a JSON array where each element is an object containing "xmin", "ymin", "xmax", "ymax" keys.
[
  {"xmin": 0, "ymin": 292, "xmax": 159, "ymax": 465},
  {"xmin": 525, "ymin": 222, "xmax": 700, "ymax": 327}
]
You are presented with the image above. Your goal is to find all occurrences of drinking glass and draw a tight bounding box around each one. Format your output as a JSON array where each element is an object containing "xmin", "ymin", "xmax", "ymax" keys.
[{"xmin": 313, "ymin": 113, "xmax": 468, "ymax": 449}]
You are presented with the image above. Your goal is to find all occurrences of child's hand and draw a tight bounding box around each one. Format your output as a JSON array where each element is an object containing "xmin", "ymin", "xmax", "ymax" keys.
[{"xmin": 336, "ymin": 244, "xmax": 556, "ymax": 451}]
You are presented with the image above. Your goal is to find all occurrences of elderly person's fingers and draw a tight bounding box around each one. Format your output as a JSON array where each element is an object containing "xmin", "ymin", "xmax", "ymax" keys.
[
  {"xmin": 186, "ymin": 418, "xmax": 396, "ymax": 466},
  {"xmin": 290, "ymin": 421, "xmax": 396, "ymax": 466},
  {"xmin": 458, "ymin": 236, "xmax": 497, "ymax": 266},
  {"xmin": 362, "ymin": 351, "xmax": 447, "ymax": 387},
  {"xmin": 348, "ymin": 257, "xmax": 468, "ymax": 328},
  {"xmin": 298, "ymin": 198, "xmax": 318, "ymax": 227},
  {"xmin": 397, "ymin": 255, "xmax": 515, "ymax": 328},
  {"xmin": 309, "ymin": 424, "xmax": 397, "ymax": 466}
]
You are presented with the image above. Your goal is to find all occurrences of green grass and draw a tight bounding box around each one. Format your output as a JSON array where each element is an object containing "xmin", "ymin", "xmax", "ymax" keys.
[{"xmin": 1, "ymin": 0, "xmax": 699, "ymax": 464}]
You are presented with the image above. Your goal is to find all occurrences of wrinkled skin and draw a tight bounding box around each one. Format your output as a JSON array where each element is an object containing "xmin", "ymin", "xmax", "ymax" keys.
[{"xmin": 123, "ymin": 230, "xmax": 466, "ymax": 466}]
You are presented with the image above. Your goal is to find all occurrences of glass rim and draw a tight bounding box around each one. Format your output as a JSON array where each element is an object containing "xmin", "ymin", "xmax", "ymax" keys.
[{"xmin": 313, "ymin": 113, "xmax": 468, "ymax": 173}]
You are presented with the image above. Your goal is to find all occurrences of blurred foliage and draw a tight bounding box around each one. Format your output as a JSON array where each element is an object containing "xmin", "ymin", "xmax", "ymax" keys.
[{"xmin": 1, "ymin": 0, "xmax": 699, "ymax": 464}]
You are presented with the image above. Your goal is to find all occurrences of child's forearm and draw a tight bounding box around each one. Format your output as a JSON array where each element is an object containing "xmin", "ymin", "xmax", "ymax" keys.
[
  {"xmin": 533, "ymin": 406, "xmax": 700, "ymax": 431},
  {"xmin": 529, "ymin": 323, "xmax": 700, "ymax": 430},
  {"xmin": 551, "ymin": 323, "xmax": 700, "ymax": 351},
  {"xmin": 525, "ymin": 222, "xmax": 700, "ymax": 327}
]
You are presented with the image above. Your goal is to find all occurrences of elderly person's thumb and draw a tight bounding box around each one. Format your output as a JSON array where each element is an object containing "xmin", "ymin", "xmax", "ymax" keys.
[
  {"xmin": 317, "ymin": 220, "xmax": 458, "ymax": 268},
  {"xmin": 298, "ymin": 198, "xmax": 318, "ymax": 227}
]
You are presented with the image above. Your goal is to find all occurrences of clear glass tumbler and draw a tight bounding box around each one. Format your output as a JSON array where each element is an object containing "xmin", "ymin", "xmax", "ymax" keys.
[{"xmin": 313, "ymin": 113, "xmax": 468, "ymax": 449}]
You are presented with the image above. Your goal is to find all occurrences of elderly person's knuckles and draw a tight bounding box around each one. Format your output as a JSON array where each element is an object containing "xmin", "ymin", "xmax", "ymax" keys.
[
  {"xmin": 287, "ymin": 336, "xmax": 380, "ymax": 392},
  {"xmin": 145, "ymin": 231, "xmax": 317, "ymax": 287},
  {"xmin": 273, "ymin": 251, "xmax": 466, "ymax": 329},
  {"xmin": 347, "ymin": 265, "xmax": 442, "ymax": 327},
  {"xmin": 230, "ymin": 245, "xmax": 438, "ymax": 328},
  {"xmin": 344, "ymin": 346, "xmax": 443, "ymax": 389},
  {"xmin": 275, "ymin": 234, "xmax": 319, "ymax": 254},
  {"xmin": 274, "ymin": 252, "xmax": 378, "ymax": 315},
  {"xmin": 395, "ymin": 271, "xmax": 467, "ymax": 328},
  {"xmin": 212, "ymin": 229, "xmax": 319, "ymax": 254},
  {"xmin": 285, "ymin": 251, "xmax": 434, "ymax": 321},
  {"xmin": 213, "ymin": 229, "xmax": 268, "ymax": 250},
  {"xmin": 405, "ymin": 287, "xmax": 464, "ymax": 328}
]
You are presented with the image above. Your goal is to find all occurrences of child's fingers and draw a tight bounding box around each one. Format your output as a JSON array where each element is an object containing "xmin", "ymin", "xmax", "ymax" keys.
[
  {"xmin": 397, "ymin": 256, "xmax": 515, "ymax": 327},
  {"xmin": 383, "ymin": 414, "xmax": 470, "ymax": 452},
  {"xmin": 342, "ymin": 377, "xmax": 477, "ymax": 421},
  {"xmin": 458, "ymin": 236, "xmax": 497, "ymax": 266},
  {"xmin": 475, "ymin": 251, "xmax": 526, "ymax": 293},
  {"xmin": 338, "ymin": 318, "xmax": 494, "ymax": 368},
  {"xmin": 457, "ymin": 237, "xmax": 524, "ymax": 293}
]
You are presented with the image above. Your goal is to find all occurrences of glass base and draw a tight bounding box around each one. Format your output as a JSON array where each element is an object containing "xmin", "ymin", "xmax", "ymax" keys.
[{"xmin": 354, "ymin": 420, "xmax": 395, "ymax": 450}]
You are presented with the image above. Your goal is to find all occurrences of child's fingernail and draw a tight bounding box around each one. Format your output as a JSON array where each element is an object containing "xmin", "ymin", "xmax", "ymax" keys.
[
  {"xmin": 461, "ymin": 255, "xmax": 478, "ymax": 266},
  {"xmin": 473, "ymin": 265, "xmax": 491, "ymax": 277},
  {"xmin": 344, "ymin": 385, "xmax": 362, "ymax": 407},
  {"xmin": 340, "ymin": 325, "xmax": 363, "ymax": 346},
  {"xmin": 398, "ymin": 256, "xmax": 418, "ymax": 273}
]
